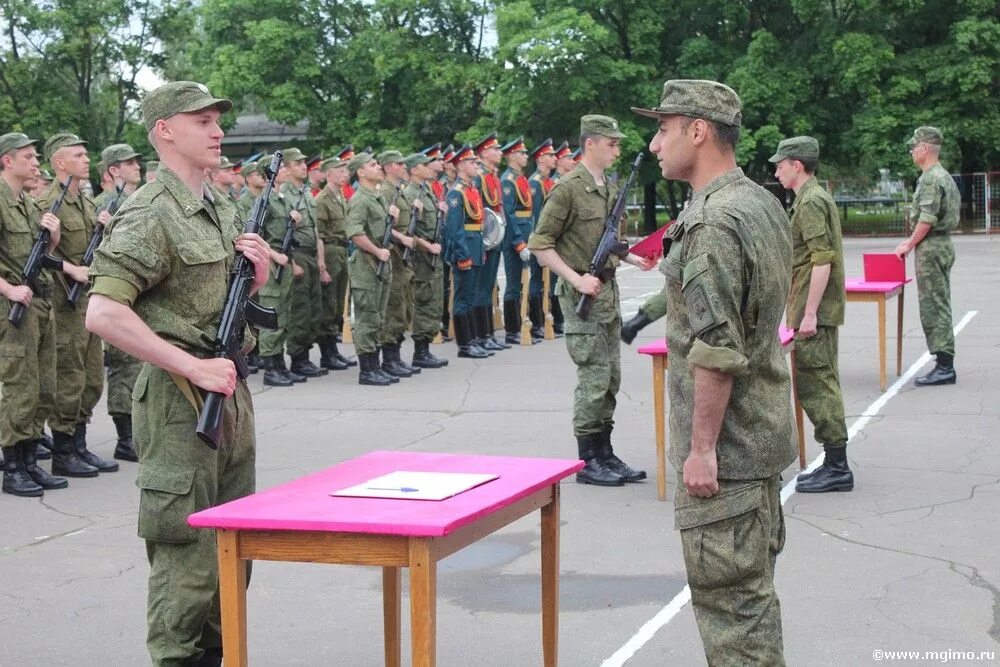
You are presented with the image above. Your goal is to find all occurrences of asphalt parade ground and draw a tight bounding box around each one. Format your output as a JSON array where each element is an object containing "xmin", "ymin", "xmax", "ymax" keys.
[{"xmin": 1, "ymin": 235, "xmax": 998, "ymax": 666}]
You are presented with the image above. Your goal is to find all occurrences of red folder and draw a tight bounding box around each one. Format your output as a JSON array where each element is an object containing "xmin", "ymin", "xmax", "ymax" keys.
[
  {"xmin": 862, "ymin": 253, "xmax": 906, "ymax": 282},
  {"xmin": 629, "ymin": 222, "xmax": 674, "ymax": 260}
]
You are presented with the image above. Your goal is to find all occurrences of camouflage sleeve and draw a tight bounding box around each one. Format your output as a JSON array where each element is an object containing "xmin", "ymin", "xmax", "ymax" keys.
[
  {"xmin": 394, "ymin": 192, "xmax": 411, "ymax": 233},
  {"xmin": 796, "ymin": 200, "xmax": 837, "ymax": 267},
  {"xmin": 89, "ymin": 208, "xmax": 171, "ymax": 306},
  {"xmin": 528, "ymin": 182, "xmax": 570, "ymax": 251},
  {"xmin": 912, "ymin": 173, "xmax": 943, "ymax": 227},
  {"xmin": 344, "ymin": 196, "xmax": 370, "ymax": 240},
  {"xmin": 682, "ymin": 222, "xmax": 749, "ymax": 376},
  {"xmin": 314, "ymin": 195, "xmax": 331, "ymax": 238}
]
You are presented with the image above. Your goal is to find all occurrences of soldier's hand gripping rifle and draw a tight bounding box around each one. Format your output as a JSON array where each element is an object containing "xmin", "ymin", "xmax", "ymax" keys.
[
  {"xmin": 376, "ymin": 185, "xmax": 402, "ymax": 278},
  {"xmin": 196, "ymin": 152, "xmax": 283, "ymax": 449},
  {"xmin": 273, "ymin": 186, "xmax": 307, "ymax": 282},
  {"xmin": 67, "ymin": 181, "xmax": 125, "ymax": 308},
  {"xmin": 575, "ymin": 153, "xmax": 643, "ymax": 320},
  {"xmin": 401, "ymin": 192, "xmax": 421, "ymax": 266},
  {"xmin": 7, "ymin": 176, "xmax": 72, "ymax": 327}
]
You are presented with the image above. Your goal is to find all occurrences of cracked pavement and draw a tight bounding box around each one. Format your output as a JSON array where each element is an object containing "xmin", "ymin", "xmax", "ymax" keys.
[{"xmin": 1, "ymin": 236, "xmax": 998, "ymax": 665}]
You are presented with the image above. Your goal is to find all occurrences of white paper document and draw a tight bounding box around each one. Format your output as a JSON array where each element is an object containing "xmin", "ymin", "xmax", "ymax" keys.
[{"xmin": 331, "ymin": 471, "xmax": 499, "ymax": 501}]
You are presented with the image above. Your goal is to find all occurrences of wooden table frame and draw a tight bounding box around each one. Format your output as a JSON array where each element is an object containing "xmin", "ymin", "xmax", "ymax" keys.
[
  {"xmin": 215, "ymin": 483, "xmax": 563, "ymax": 667},
  {"xmin": 846, "ymin": 284, "xmax": 905, "ymax": 391}
]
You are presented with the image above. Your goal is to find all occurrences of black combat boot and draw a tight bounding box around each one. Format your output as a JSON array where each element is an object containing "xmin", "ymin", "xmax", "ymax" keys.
[
  {"xmin": 2, "ymin": 444, "xmax": 44, "ymax": 497},
  {"xmin": 503, "ymin": 299, "xmax": 521, "ymax": 345},
  {"xmin": 412, "ymin": 338, "xmax": 448, "ymax": 369},
  {"xmin": 290, "ymin": 351, "xmax": 328, "ymax": 377},
  {"xmin": 22, "ymin": 441, "xmax": 68, "ymax": 490},
  {"xmin": 796, "ymin": 444, "xmax": 854, "ymax": 493},
  {"xmin": 381, "ymin": 344, "xmax": 413, "ymax": 378},
  {"xmin": 319, "ymin": 337, "xmax": 349, "ymax": 371},
  {"xmin": 274, "ymin": 355, "xmax": 305, "ymax": 383},
  {"xmin": 598, "ymin": 426, "xmax": 646, "ymax": 482},
  {"xmin": 50, "ymin": 431, "xmax": 98, "ymax": 478},
  {"xmin": 36, "ymin": 432, "xmax": 52, "ymax": 460},
  {"xmin": 394, "ymin": 338, "xmax": 421, "ymax": 374},
  {"xmin": 620, "ymin": 310, "xmax": 653, "ymax": 344},
  {"xmin": 330, "ymin": 339, "xmax": 357, "ymax": 367},
  {"xmin": 528, "ymin": 295, "xmax": 545, "ymax": 343},
  {"xmin": 246, "ymin": 350, "xmax": 261, "ymax": 375},
  {"xmin": 358, "ymin": 353, "xmax": 393, "ymax": 386},
  {"xmin": 575, "ymin": 433, "xmax": 625, "ymax": 486},
  {"xmin": 915, "ymin": 353, "xmax": 957, "ymax": 386},
  {"xmin": 112, "ymin": 414, "xmax": 139, "ymax": 462},
  {"xmin": 72, "ymin": 423, "xmax": 119, "ymax": 472},
  {"xmin": 456, "ymin": 314, "xmax": 489, "ymax": 359},
  {"xmin": 263, "ymin": 355, "xmax": 294, "ymax": 387},
  {"xmin": 550, "ymin": 295, "xmax": 564, "ymax": 337}
]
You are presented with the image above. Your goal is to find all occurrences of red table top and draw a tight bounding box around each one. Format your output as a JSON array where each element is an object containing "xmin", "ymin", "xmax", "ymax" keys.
[
  {"xmin": 637, "ymin": 325, "xmax": 795, "ymax": 357},
  {"xmin": 845, "ymin": 277, "xmax": 912, "ymax": 293},
  {"xmin": 187, "ymin": 451, "xmax": 583, "ymax": 537}
]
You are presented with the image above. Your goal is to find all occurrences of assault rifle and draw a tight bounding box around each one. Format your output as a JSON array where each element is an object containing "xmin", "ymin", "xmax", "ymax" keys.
[
  {"xmin": 273, "ymin": 186, "xmax": 308, "ymax": 282},
  {"xmin": 400, "ymin": 192, "xmax": 421, "ymax": 265},
  {"xmin": 429, "ymin": 185, "xmax": 445, "ymax": 269},
  {"xmin": 376, "ymin": 185, "xmax": 402, "ymax": 278},
  {"xmin": 67, "ymin": 182, "xmax": 126, "ymax": 307},
  {"xmin": 575, "ymin": 153, "xmax": 643, "ymax": 320},
  {"xmin": 7, "ymin": 176, "xmax": 72, "ymax": 327},
  {"xmin": 196, "ymin": 152, "xmax": 283, "ymax": 449}
]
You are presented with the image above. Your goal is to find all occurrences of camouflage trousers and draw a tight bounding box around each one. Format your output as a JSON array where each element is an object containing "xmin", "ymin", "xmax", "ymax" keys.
[
  {"xmin": 557, "ymin": 279, "xmax": 621, "ymax": 437},
  {"xmin": 48, "ymin": 294, "xmax": 104, "ymax": 434},
  {"xmin": 381, "ymin": 250, "xmax": 414, "ymax": 345},
  {"xmin": 915, "ymin": 235, "xmax": 955, "ymax": 357},
  {"xmin": 0, "ymin": 297, "xmax": 55, "ymax": 447},
  {"xmin": 105, "ymin": 343, "xmax": 142, "ymax": 416},
  {"xmin": 675, "ymin": 475, "xmax": 786, "ymax": 667},
  {"xmin": 793, "ymin": 326, "xmax": 848, "ymax": 446},
  {"xmin": 256, "ymin": 263, "xmax": 292, "ymax": 358},
  {"xmin": 350, "ymin": 253, "xmax": 391, "ymax": 355},
  {"xmin": 287, "ymin": 251, "xmax": 321, "ymax": 356},
  {"xmin": 132, "ymin": 364, "xmax": 255, "ymax": 667},
  {"xmin": 318, "ymin": 242, "xmax": 348, "ymax": 341},
  {"xmin": 412, "ymin": 259, "xmax": 444, "ymax": 342}
]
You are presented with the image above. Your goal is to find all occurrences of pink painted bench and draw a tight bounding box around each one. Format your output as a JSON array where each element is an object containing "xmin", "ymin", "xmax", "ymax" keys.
[{"xmin": 188, "ymin": 450, "xmax": 583, "ymax": 667}]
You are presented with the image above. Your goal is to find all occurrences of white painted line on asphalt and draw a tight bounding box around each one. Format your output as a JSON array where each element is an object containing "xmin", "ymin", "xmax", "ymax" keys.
[{"xmin": 601, "ymin": 309, "xmax": 979, "ymax": 667}]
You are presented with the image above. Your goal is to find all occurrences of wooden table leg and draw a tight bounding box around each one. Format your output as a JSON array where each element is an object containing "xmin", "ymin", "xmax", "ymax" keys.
[
  {"xmin": 896, "ymin": 287, "xmax": 904, "ymax": 377},
  {"xmin": 541, "ymin": 483, "xmax": 560, "ymax": 667},
  {"xmin": 216, "ymin": 529, "xmax": 248, "ymax": 667},
  {"xmin": 878, "ymin": 296, "xmax": 887, "ymax": 391},
  {"xmin": 409, "ymin": 538, "xmax": 437, "ymax": 667},
  {"xmin": 383, "ymin": 566, "xmax": 402, "ymax": 667},
  {"xmin": 652, "ymin": 355, "xmax": 667, "ymax": 501},
  {"xmin": 789, "ymin": 350, "xmax": 806, "ymax": 469}
]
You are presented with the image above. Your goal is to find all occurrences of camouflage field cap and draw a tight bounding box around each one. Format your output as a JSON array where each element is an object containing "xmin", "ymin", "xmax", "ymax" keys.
[
  {"xmin": 632, "ymin": 79, "xmax": 742, "ymax": 128},
  {"xmin": 320, "ymin": 157, "xmax": 347, "ymax": 171},
  {"xmin": 347, "ymin": 151, "xmax": 374, "ymax": 175},
  {"xmin": 44, "ymin": 132, "xmax": 87, "ymax": 162},
  {"xmin": 768, "ymin": 136, "xmax": 820, "ymax": 163},
  {"xmin": 254, "ymin": 154, "xmax": 273, "ymax": 176},
  {"xmin": 907, "ymin": 126, "xmax": 943, "ymax": 146},
  {"xmin": 403, "ymin": 153, "xmax": 431, "ymax": 169},
  {"xmin": 377, "ymin": 150, "xmax": 405, "ymax": 165},
  {"xmin": 101, "ymin": 143, "xmax": 142, "ymax": 167},
  {"xmin": 240, "ymin": 161, "xmax": 258, "ymax": 178},
  {"xmin": 0, "ymin": 132, "xmax": 38, "ymax": 157},
  {"xmin": 282, "ymin": 147, "xmax": 306, "ymax": 163},
  {"xmin": 37, "ymin": 169, "xmax": 54, "ymax": 182},
  {"xmin": 580, "ymin": 115, "xmax": 626, "ymax": 139},
  {"xmin": 219, "ymin": 155, "xmax": 234, "ymax": 169},
  {"xmin": 142, "ymin": 81, "xmax": 232, "ymax": 131}
]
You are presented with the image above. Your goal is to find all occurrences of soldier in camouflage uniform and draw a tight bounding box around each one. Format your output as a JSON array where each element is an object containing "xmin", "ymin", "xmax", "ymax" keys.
[
  {"xmin": 895, "ymin": 126, "xmax": 960, "ymax": 386},
  {"xmin": 86, "ymin": 81, "xmax": 273, "ymax": 666},
  {"xmin": 345, "ymin": 152, "xmax": 400, "ymax": 386},
  {"xmin": 314, "ymin": 156, "xmax": 356, "ymax": 371},
  {"xmin": 96, "ymin": 142, "xmax": 145, "ymax": 463},
  {"xmin": 38, "ymin": 133, "xmax": 117, "ymax": 476},
  {"xmin": 403, "ymin": 152, "xmax": 449, "ymax": 369},
  {"xmin": 0, "ymin": 132, "xmax": 70, "ymax": 496},
  {"xmin": 235, "ymin": 160, "xmax": 260, "ymax": 219},
  {"xmin": 634, "ymin": 79, "xmax": 794, "ymax": 665},
  {"xmin": 378, "ymin": 150, "xmax": 420, "ymax": 378},
  {"xmin": 528, "ymin": 115, "xmax": 654, "ymax": 487},
  {"xmin": 770, "ymin": 136, "xmax": 853, "ymax": 493}
]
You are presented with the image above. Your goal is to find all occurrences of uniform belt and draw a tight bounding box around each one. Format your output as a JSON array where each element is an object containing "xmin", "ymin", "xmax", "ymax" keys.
[
  {"xmin": 514, "ymin": 211, "xmax": 532, "ymax": 218},
  {"xmin": 464, "ymin": 224, "xmax": 482, "ymax": 231}
]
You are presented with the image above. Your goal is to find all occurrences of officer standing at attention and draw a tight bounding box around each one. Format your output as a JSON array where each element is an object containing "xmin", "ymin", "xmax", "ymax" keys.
[
  {"xmin": 85, "ymin": 80, "xmax": 273, "ymax": 666},
  {"xmin": 472, "ymin": 134, "xmax": 508, "ymax": 352},
  {"xmin": 499, "ymin": 136, "xmax": 535, "ymax": 345},
  {"xmin": 528, "ymin": 139, "xmax": 558, "ymax": 339},
  {"xmin": 770, "ymin": 136, "xmax": 853, "ymax": 493},
  {"xmin": 632, "ymin": 79, "xmax": 794, "ymax": 665},
  {"xmin": 0, "ymin": 132, "xmax": 71, "ymax": 496},
  {"xmin": 38, "ymin": 133, "xmax": 117, "ymax": 476},
  {"xmin": 314, "ymin": 155, "xmax": 356, "ymax": 370},
  {"xmin": 895, "ymin": 126, "xmax": 960, "ymax": 386},
  {"xmin": 528, "ymin": 115, "xmax": 653, "ymax": 487},
  {"xmin": 344, "ymin": 151, "xmax": 399, "ymax": 386}
]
